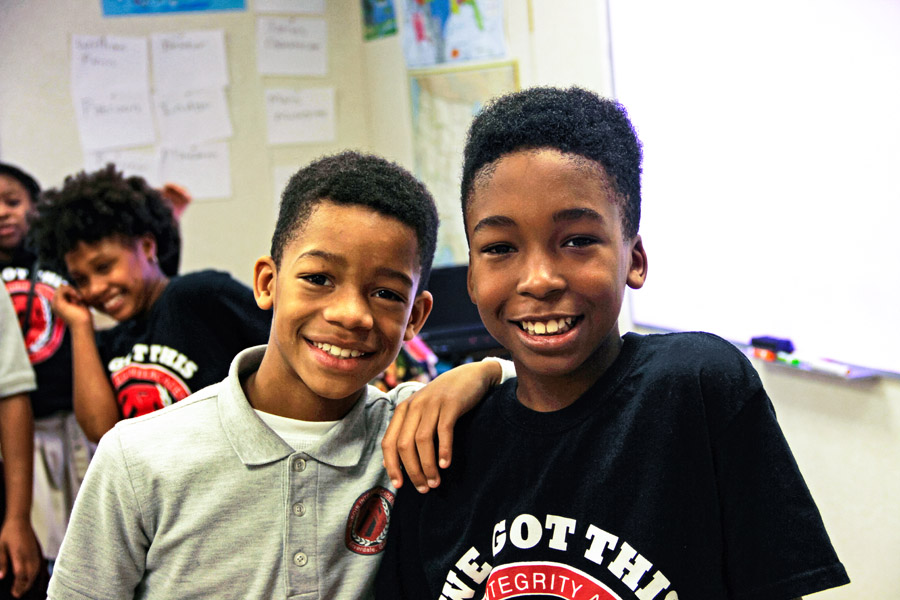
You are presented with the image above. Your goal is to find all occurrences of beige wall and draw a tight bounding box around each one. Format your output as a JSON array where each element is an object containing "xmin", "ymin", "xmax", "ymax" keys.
[{"xmin": 2, "ymin": 1, "xmax": 898, "ymax": 597}]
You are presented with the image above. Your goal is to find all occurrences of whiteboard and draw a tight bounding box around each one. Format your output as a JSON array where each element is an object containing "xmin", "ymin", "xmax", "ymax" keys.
[{"xmin": 608, "ymin": 0, "xmax": 900, "ymax": 374}]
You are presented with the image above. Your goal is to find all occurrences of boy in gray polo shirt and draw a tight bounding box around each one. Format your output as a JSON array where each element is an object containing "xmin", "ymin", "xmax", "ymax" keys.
[{"xmin": 47, "ymin": 152, "xmax": 511, "ymax": 600}]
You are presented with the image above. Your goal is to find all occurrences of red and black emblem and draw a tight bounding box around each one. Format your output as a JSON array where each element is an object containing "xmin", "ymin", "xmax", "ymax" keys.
[
  {"xmin": 111, "ymin": 364, "xmax": 191, "ymax": 418},
  {"xmin": 6, "ymin": 280, "xmax": 66, "ymax": 364},
  {"xmin": 345, "ymin": 486, "xmax": 395, "ymax": 555}
]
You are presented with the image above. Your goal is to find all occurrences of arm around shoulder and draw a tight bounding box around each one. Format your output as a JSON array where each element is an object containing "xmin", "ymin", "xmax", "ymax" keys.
[{"xmin": 382, "ymin": 356, "xmax": 513, "ymax": 493}]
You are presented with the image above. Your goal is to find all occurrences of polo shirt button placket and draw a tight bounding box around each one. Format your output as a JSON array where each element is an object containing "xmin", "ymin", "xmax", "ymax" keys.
[{"xmin": 292, "ymin": 457, "xmax": 307, "ymax": 472}]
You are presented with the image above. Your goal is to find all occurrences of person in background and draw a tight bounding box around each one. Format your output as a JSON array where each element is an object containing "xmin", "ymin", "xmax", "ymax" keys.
[
  {"xmin": 0, "ymin": 284, "xmax": 48, "ymax": 599},
  {"xmin": 0, "ymin": 162, "xmax": 89, "ymax": 571},
  {"xmin": 28, "ymin": 165, "xmax": 271, "ymax": 443}
]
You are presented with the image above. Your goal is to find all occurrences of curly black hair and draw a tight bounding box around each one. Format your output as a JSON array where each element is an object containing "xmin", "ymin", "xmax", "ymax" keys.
[
  {"xmin": 460, "ymin": 86, "xmax": 643, "ymax": 239},
  {"xmin": 30, "ymin": 165, "xmax": 181, "ymax": 277},
  {"xmin": 273, "ymin": 151, "xmax": 439, "ymax": 292}
]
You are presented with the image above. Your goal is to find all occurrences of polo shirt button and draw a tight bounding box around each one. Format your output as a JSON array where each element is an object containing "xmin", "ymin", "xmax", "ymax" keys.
[
  {"xmin": 293, "ymin": 458, "xmax": 307, "ymax": 472},
  {"xmin": 293, "ymin": 551, "xmax": 308, "ymax": 567},
  {"xmin": 292, "ymin": 502, "xmax": 306, "ymax": 517}
]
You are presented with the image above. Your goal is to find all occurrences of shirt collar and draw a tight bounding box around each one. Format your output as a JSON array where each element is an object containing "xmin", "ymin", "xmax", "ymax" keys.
[{"xmin": 219, "ymin": 345, "xmax": 376, "ymax": 468}]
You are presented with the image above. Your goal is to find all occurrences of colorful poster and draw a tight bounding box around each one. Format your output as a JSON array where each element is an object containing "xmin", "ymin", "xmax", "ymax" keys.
[
  {"xmin": 401, "ymin": 0, "xmax": 506, "ymax": 68},
  {"xmin": 363, "ymin": 0, "xmax": 398, "ymax": 41},
  {"xmin": 101, "ymin": 0, "xmax": 245, "ymax": 16}
]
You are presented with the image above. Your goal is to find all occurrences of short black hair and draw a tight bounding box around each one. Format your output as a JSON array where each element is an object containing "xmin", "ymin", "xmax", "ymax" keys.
[
  {"xmin": 461, "ymin": 86, "xmax": 643, "ymax": 239},
  {"xmin": 272, "ymin": 151, "xmax": 439, "ymax": 292},
  {"xmin": 30, "ymin": 164, "xmax": 181, "ymax": 276},
  {"xmin": 0, "ymin": 162, "xmax": 41, "ymax": 203}
]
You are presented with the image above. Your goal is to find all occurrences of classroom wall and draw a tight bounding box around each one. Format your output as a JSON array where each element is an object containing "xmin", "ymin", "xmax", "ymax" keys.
[
  {"xmin": 2, "ymin": 1, "xmax": 898, "ymax": 598},
  {"xmin": 0, "ymin": 0, "xmax": 375, "ymax": 286}
]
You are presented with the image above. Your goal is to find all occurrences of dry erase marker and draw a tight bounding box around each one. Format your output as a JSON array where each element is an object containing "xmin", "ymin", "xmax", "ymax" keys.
[{"xmin": 801, "ymin": 357, "xmax": 851, "ymax": 377}]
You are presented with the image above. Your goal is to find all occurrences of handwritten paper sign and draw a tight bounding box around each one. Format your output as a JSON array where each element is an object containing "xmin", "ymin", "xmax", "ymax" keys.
[
  {"xmin": 257, "ymin": 17, "xmax": 327, "ymax": 76},
  {"xmin": 160, "ymin": 142, "xmax": 231, "ymax": 199},
  {"xmin": 255, "ymin": 0, "xmax": 325, "ymax": 14},
  {"xmin": 71, "ymin": 35, "xmax": 149, "ymax": 94},
  {"xmin": 74, "ymin": 90, "xmax": 156, "ymax": 151},
  {"xmin": 154, "ymin": 88, "xmax": 233, "ymax": 144},
  {"xmin": 151, "ymin": 30, "xmax": 229, "ymax": 92},
  {"xmin": 84, "ymin": 149, "xmax": 162, "ymax": 187},
  {"xmin": 264, "ymin": 87, "xmax": 335, "ymax": 145}
]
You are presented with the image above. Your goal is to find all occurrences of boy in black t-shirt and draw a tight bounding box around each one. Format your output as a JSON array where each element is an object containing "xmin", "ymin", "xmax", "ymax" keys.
[{"xmin": 375, "ymin": 87, "xmax": 850, "ymax": 599}]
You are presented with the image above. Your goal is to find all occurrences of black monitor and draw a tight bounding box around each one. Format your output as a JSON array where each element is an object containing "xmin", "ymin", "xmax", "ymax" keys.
[{"xmin": 419, "ymin": 265, "xmax": 500, "ymax": 358}]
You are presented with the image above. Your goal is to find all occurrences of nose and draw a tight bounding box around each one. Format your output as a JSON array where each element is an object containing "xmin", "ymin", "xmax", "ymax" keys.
[
  {"xmin": 82, "ymin": 275, "xmax": 107, "ymax": 303},
  {"xmin": 322, "ymin": 287, "xmax": 375, "ymax": 331},
  {"xmin": 516, "ymin": 251, "xmax": 565, "ymax": 299}
]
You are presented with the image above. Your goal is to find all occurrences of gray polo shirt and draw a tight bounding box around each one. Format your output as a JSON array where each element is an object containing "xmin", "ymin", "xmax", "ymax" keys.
[{"xmin": 48, "ymin": 345, "xmax": 412, "ymax": 600}]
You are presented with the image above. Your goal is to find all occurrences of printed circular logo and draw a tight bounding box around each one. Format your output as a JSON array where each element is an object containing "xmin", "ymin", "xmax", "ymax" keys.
[
  {"xmin": 6, "ymin": 280, "xmax": 66, "ymax": 364},
  {"xmin": 111, "ymin": 364, "xmax": 191, "ymax": 418},
  {"xmin": 345, "ymin": 486, "xmax": 394, "ymax": 555}
]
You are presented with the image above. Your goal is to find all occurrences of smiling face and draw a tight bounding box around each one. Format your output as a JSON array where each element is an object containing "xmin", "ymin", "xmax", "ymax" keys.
[
  {"xmin": 466, "ymin": 149, "xmax": 647, "ymax": 411},
  {"xmin": 64, "ymin": 235, "xmax": 168, "ymax": 321},
  {"xmin": 0, "ymin": 174, "xmax": 33, "ymax": 260},
  {"xmin": 251, "ymin": 200, "xmax": 433, "ymax": 421}
]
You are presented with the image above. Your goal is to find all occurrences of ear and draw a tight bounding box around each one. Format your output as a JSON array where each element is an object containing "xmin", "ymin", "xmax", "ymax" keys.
[
  {"xmin": 626, "ymin": 235, "xmax": 648, "ymax": 289},
  {"xmin": 403, "ymin": 290, "xmax": 433, "ymax": 342},
  {"xmin": 253, "ymin": 256, "xmax": 277, "ymax": 310},
  {"xmin": 137, "ymin": 233, "xmax": 158, "ymax": 262}
]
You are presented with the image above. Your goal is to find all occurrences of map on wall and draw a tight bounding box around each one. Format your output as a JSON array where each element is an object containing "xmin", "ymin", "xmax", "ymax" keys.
[
  {"xmin": 101, "ymin": 0, "xmax": 245, "ymax": 16},
  {"xmin": 409, "ymin": 62, "xmax": 517, "ymax": 266},
  {"xmin": 402, "ymin": 0, "xmax": 506, "ymax": 68}
]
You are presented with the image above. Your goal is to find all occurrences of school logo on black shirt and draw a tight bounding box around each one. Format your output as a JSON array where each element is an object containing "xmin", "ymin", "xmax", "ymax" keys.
[
  {"xmin": 5, "ymin": 279, "xmax": 66, "ymax": 364},
  {"xmin": 345, "ymin": 487, "xmax": 394, "ymax": 555},
  {"xmin": 110, "ymin": 363, "xmax": 191, "ymax": 418}
]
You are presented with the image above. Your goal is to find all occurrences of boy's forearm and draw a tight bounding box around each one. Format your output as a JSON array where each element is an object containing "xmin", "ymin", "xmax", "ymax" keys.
[
  {"xmin": 68, "ymin": 321, "xmax": 119, "ymax": 442},
  {"xmin": 0, "ymin": 394, "xmax": 35, "ymax": 521}
]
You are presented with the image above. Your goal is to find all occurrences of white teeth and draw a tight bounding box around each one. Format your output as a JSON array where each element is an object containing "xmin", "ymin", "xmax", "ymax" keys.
[
  {"xmin": 315, "ymin": 342, "xmax": 364, "ymax": 359},
  {"xmin": 521, "ymin": 317, "xmax": 575, "ymax": 336}
]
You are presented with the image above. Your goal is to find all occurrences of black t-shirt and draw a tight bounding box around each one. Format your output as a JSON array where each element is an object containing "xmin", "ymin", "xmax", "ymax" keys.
[
  {"xmin": 1, "ymin": 247, "xmax": 73, "ymax": 418},
  {"xmin": 376, "ymin": 332, "xmax": 850, "ymax": 600},
  {"xmin": 96, "ymin": 270, "xmax": 270, "ymax": 419}
]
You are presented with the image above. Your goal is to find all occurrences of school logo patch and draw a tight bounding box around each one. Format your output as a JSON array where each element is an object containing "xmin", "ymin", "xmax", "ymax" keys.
[
  {"xmin": 6, "ymin": 280, "xmax": 66, "ymax": 365},
  {"xmin": 345, "ymin": 486, "xmax": 394, "ymax": 555},
  {"xmin": 111, "ymin": 363, "xmax": 191, "ymax": 418}
]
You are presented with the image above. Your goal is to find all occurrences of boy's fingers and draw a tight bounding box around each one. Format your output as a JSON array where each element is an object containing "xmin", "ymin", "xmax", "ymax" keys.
[
  {"xmin": 412, "ymin": 402, "xmax": 443, "ymax": 489},
  {"xmin": 381, "ymin": 401, "xmax": 408, "ymax": 489},
  {"xmin": 396, "ymin": 401, "xmax": 429, "ymax": 493},
  {"xmin": 436, "ymin": 409, "xmax": 458, "ymax": 471},
  {"xmin": 10, "ymin": 552, "xmax": 37, "ymax": 598}
]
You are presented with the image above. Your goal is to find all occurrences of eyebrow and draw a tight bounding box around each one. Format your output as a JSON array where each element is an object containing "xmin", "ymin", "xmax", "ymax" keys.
[
  {"xmin": 553, "ymin": 207, "xmax": 604, "ymax": 224},
  {"xmin": 472, "ymin": 207, "xmax": 605, "ymax": 234},
  {"xmin": 294, "ymin": 249, "xmax": 414, "ymax": 289}
]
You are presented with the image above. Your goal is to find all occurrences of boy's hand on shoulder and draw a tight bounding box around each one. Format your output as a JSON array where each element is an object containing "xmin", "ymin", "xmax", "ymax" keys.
[{"xmin": 382, "ymin": 360, "xmax": 504, "ymax": 494}]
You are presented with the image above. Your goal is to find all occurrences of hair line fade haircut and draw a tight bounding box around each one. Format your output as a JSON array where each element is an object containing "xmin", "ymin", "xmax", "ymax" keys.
[
  {"xmin": 271, "ymin": 151, "xmax": 439, "ymax": 293},
  {"xmin": 460, "ymin": 86, "xmax": 643, "ymax": 240}
]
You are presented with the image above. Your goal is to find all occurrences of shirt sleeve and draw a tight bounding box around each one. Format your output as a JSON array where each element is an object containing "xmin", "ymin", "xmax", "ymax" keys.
[
  {"xmin": 48, "ymin": 428, "xmax": 149, "ymax": 600},
  {"xmin": 0, "ymin": 284, "xmax": 36, "ymax": 397},
  {"xmin": 714, "ymin": 387, "xmax": 850, "ymax": 600}
]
